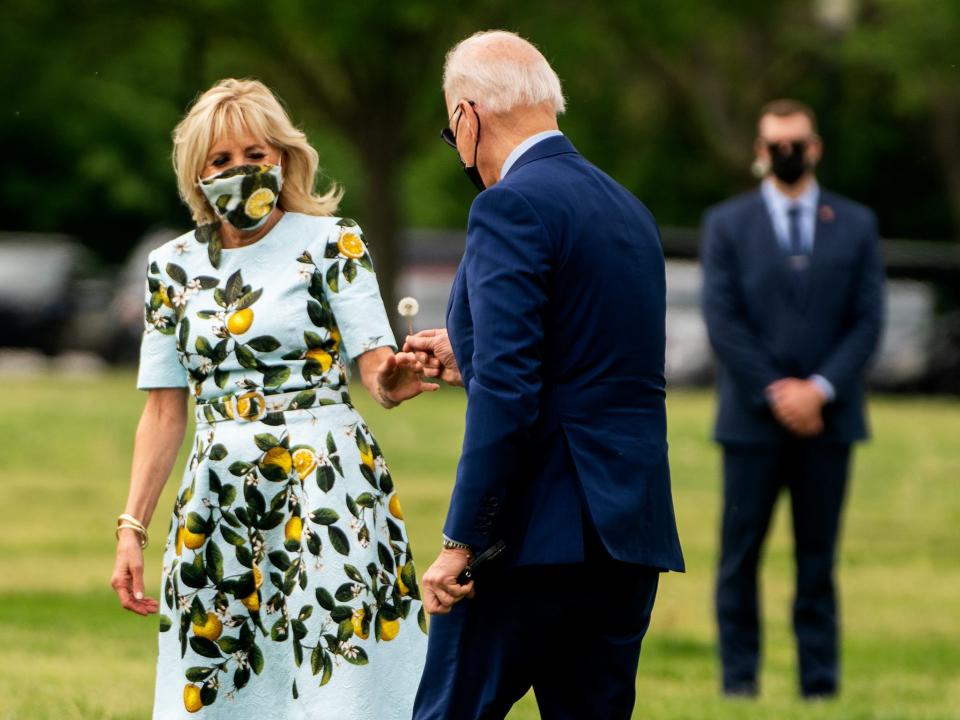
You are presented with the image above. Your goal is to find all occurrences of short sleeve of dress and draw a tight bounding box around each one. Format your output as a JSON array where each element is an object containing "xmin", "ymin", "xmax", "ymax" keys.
[
  {"xmin": 136, "ymin": 250, "xmax": 189, "ymax": 389},
  {"xmin": 320, "ymin": 220, "xmax": 397, "ymax": 360}
]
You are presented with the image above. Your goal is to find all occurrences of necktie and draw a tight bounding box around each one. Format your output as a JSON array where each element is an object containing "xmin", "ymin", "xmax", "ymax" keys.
[{"xmin": 787, "ymin": 205, "xmax": 808, "ymax": 271}]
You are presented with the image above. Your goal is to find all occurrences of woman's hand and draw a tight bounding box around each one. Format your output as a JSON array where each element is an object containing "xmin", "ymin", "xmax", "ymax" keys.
[
  {"xmin": 356, "ymin": 347, "xmax": 438, "ymax": 408},
  {"xmin": 376, "ymin": 352, "xmax": 440, "ymax": 407},
  {"xmin": 112, "ymin": 388, "xmax": 187, "ymax": 617},
  {"xmin": 111, "ymin": 532, "xmax": 159, "ymax": 616}
]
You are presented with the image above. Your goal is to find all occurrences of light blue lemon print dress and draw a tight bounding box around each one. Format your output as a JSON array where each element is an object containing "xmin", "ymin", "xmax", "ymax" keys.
[{"xmin": 137, "ymin": 212, "xmax": 426, "ymax": 719}]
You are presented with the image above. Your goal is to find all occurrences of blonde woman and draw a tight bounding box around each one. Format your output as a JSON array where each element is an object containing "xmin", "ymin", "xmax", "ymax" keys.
[{"xmin": 110, "ymin": 78, "xmax": 432, "ymax": 719}]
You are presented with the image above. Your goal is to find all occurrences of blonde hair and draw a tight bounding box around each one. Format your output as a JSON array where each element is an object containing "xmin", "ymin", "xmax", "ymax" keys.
[
  {"xmin": 173, "ymin": 78, "xmax": 342, "ymax": 224},
  {"xmin": 443, "ymin": 30, "xmax": 565, "ymax": 115}
]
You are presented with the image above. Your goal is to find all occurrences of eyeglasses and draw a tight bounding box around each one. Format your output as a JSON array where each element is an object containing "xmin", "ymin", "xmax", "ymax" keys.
[{"xmin": 440, "ymin": 100, "xmax": 477, "ymax": 149}]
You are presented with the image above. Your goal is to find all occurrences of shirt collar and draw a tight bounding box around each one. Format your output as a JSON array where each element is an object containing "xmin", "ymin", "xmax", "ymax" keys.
[
  {"xmin": 761, "ymin": 177, "xmax": 820, "ymax": 215},
  {"xmin": 500, "ymin": 130, "xmax": 564, "ymax": 179}
]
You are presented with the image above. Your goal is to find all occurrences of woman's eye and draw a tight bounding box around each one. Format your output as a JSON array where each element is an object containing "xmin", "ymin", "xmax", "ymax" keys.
[
  {"xmin": 248, "ymin": 152, "xmax": 265, "ymax": 160},
  {"xmin": 211, "ymin": 157, "xmax": 229, "ymax": 167}
]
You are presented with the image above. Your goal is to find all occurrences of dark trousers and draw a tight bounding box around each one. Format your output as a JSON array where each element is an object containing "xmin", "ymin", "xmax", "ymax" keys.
[
  {"xmin": 716, "ymin": 441, "xmax": 851, "ymax": 697},
  {"xmin": 413, "ymin": 526, "xmax": 661, "ymax": 720}
]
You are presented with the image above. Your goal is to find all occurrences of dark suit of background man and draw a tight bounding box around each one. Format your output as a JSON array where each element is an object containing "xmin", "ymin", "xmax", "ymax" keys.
[
  {"xmin": 701, "ymin": 98, "xmax": 885, "ymax": 699},
  {"xmin": 407, "ymin": 30, "xmax": 684, "ymax": 720}
]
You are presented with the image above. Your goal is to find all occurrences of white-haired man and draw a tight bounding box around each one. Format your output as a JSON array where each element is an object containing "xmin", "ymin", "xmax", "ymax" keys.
[{"xmin": 408, "ymin": 31, "xmax": 684, "ymax": 720}]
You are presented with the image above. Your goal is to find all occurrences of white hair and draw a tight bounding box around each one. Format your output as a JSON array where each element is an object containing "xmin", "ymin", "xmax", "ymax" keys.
[{"xmin": 443, "ymin": 30, "xmax": 566, "ymax": 115}]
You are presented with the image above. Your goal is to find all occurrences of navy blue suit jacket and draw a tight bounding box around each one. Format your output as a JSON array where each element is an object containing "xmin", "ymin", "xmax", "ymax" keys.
[
  {"xmin": 443, "ymin": 135, "xmax": 684, "ymax": 572},
  {"xmin": 700, "ymin": 188, "xmax": 885, "ymax": 445}
]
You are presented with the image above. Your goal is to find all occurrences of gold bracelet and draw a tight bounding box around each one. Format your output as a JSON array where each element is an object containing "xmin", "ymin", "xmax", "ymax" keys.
[
  {"xmin": 116, "ymin": 513, "xmax": 149, "ymax": 549},
  {"xmin": 117, "ymin": 513, "xmax": 146, "ymax": 530},
  {"xmin": 116, "ymin": 523, "xmax": 149, "ymax": 548}
]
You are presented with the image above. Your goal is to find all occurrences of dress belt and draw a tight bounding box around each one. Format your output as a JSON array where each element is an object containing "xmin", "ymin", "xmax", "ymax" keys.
[{"xmin": 195, "ymin": 387, "xmax": 352, "ymax": 424}]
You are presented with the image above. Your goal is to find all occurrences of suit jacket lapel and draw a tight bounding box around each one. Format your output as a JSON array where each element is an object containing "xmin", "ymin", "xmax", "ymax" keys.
[
  {"xmin": 445, "ymin": 259, "xmax": 474, "ymax": 392},
  {"xmin": 749, "ymin": 192, "xmax": 796, "ymax": 297},
  {"xmin": 796, "ymin": 192, "xmax": 837, "ymax": 312},
  {"xmin": 445, "ymin": 261, "xmax": 462, "ymax": 334}
]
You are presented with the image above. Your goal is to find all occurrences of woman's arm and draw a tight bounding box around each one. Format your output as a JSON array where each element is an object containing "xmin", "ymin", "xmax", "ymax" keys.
[
  {"xmin": 110, "ymin": 388, "xmax": 189, "ymax": 616},
  {"xmin": 355, "ymin": 346, "xmax": 439, "ymax": 409}
]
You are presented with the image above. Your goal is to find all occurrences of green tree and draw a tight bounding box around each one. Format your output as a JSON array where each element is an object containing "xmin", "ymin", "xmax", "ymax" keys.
[
  {"xmin": 2, "ymin": 0, "xmax": 956, "ymax": 308},
  {"xmin": 2, "ymin": 1, "xmax": 193, "ymax": 253},
  {"xmin": 847, "ymin": 0, "xmax": 960, "ymax": 234},
  {"xmin": 526, "ymin": 0, "xmax": 955, "ymax": 237}
]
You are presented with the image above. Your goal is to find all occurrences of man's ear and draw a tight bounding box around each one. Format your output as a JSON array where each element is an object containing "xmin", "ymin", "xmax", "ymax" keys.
[
  {"xmin": 808, "ymin": 135, "xmax": 823, "ymax": 165},
  {"xmin": 461, "ymin": 102, "xmax": 479, "ymax": 140},
  {"xmin": 751, "ymin": 142, "xmax": 770, "ymax": 179}
]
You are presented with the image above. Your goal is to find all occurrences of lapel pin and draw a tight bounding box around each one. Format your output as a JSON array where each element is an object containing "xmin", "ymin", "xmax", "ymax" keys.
[{"xmin": 819, "ymin": 204, "xmax": 835, "ymax": 223}]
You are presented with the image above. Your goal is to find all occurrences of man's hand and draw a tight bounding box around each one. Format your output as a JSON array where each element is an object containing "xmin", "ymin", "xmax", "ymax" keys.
[
  {"xmin": 767, "ymin": 378, "xmax": 826, "ymax": 437},
  {"xmin": 421, "ymin": 548, "xmax": 475, "ymax": 615},
  {"xmin": 375, "ymin": 352, "xmax": 439, "ymax": 408},
  {"xmin": 403, "ymin": 329, "xmax": 463, "ymax": 387}
]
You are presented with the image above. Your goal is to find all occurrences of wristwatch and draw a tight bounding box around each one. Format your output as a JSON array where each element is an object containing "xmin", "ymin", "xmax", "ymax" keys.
[{"xmin": 442, "ymin": 535, "xmax": 472, "ymax": 552}]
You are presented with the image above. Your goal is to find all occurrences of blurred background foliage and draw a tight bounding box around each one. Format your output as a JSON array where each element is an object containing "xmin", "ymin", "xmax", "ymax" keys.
[{"xmin": 3, "ymin": 0, "xmax": 958, "ymax": 271}]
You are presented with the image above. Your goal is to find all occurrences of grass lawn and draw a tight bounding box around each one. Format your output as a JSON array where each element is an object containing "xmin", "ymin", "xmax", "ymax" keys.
[{"xmin": 0, "ymin": 372, "xmax": 957, "ymax": 719}]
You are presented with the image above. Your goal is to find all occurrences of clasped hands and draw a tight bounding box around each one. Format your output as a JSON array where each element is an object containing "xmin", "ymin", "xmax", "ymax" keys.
[
  {"xmin": 766, "ymin": 378, "xmax": 827, "ymax": 437},
  {"xmin": 372, "ymin": 329, "xmax": 462, "ymax": 408},
  {"xmin": 402, "ymin": 329, "xmax": 463, "ymax": 387}
]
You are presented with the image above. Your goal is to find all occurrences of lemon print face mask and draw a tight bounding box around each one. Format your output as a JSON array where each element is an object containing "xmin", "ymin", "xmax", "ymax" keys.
[{"xmin": 198, "ymin": 163, "xmax": 283, "ymax": 230}]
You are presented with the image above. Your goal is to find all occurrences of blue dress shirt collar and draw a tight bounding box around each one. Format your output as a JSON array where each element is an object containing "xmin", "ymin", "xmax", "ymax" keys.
[
  {"xmin": 761, "ymin": 177, "xmax": 820, "ymax": 254},
  {"xmin": 500, "ymin": 130, "xmax": 564, "ymax": 179}
]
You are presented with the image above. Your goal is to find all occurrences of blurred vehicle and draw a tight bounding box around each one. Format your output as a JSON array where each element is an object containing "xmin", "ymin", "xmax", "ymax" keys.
[
  {"xmin": 107, "ymin": 228, "xmax": 181, "ymax": 363},
  {"xmin": 868, "ymin": 280, "xmax": 935, "ymax": 388},
  {"xmin": 664, "ymin": 261, "xmax": 713, "ymax": 385},
  {"xmin": 926, "ymin": 308, "xmax": 960, "ymax": 394},
  {"xmin": 661, "ymin": 262, "xmax": 937, "ymax": 390},
  {"xmin": 0, "ymin": 233, "xmax": 91, "ymax": 355},
  {"xmin": 395, "ymin": 229, "xmax": 463, "ymax": 334}
]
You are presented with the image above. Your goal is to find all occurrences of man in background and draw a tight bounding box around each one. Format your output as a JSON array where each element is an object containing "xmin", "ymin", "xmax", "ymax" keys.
[{"xmin": 701, "ymin": 99, "xmax": 884, "ymax": 699}]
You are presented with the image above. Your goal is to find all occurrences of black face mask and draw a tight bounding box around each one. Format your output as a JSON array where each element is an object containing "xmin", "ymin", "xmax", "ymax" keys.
[
  {"xmin": 463, "ymin": 157, "xmax": 485, "ymax": 193},
  {"xmin": 768, "ymin": 141, "xmax": 809, "ymax": 185},
  {"xmin": 441, "ymin": 101, "xmax": 485, "ymax": 193}
]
